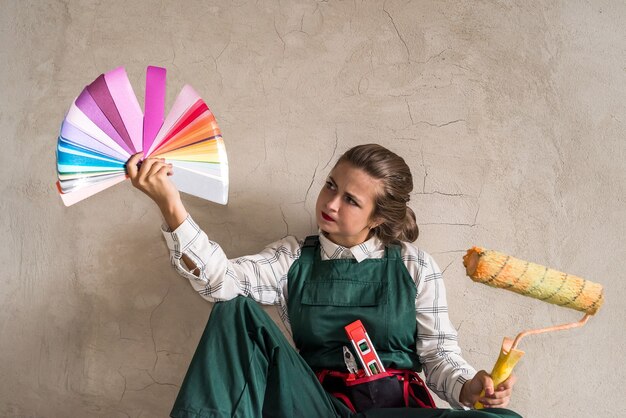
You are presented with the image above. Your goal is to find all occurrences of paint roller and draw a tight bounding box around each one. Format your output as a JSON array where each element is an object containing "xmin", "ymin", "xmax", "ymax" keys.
[{"xmin": 463, "ymin": 247, "xmax": 604, "ymax": 409}]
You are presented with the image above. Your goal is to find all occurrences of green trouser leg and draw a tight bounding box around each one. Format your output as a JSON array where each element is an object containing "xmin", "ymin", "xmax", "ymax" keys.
[
  {"xmin": 356, "ymin": 408, "xmax": 523, "ymax": 418},
  {"xmin": 170, "ymin": 296, "xmax": 350, "ymax": 418},
  {"xmin": 170, "ymin": 296, "xmax": 523, "ymax": 418}
]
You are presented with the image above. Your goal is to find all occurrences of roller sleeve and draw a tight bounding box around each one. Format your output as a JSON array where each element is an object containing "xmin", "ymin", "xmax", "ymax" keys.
[{"xmin": 463, "ymin": 247, "xmax": 604, "ymax": 315}]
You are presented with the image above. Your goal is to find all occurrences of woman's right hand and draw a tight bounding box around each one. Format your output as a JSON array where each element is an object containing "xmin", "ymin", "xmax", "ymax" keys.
[{"xmin": 127, "ymin": 153, "xmax": 188, "ymax": 229}]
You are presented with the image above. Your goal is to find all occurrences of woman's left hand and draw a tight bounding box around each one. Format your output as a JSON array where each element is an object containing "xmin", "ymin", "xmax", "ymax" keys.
[{"xmin": 459, "ymin": 370, "xmax": 516, "ymax": 408}]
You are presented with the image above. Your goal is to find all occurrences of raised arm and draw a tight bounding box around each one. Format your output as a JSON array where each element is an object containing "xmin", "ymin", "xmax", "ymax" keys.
[
  {"xmin": 126, "ymin": 153, "xmax": 301, "ymax": 305},
  {"xmin": 127, "ymin": 153, "xmax": 196, "ymax": 271}
]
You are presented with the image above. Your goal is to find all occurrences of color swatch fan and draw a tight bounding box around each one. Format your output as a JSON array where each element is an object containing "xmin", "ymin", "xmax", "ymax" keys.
[{"xmin": 56, "ymin": 66, "xmax": 228, "ymax": 206}]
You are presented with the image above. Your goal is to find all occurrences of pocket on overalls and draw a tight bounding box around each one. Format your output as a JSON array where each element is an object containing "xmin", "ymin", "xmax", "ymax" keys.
[{"xmin": 301, "ymin": 280, "xmax": 383, "ymax": 307}]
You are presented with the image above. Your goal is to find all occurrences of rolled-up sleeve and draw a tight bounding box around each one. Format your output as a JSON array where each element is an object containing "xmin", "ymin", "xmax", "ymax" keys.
[{"xmin": 161, "ymin": 214, "xmax": 301, "ymax": 305}]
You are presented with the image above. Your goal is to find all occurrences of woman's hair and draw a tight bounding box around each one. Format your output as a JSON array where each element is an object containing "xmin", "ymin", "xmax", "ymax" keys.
[{"xmin": 335, "ymin": 144, "xmax": 419, "ymax": 244}]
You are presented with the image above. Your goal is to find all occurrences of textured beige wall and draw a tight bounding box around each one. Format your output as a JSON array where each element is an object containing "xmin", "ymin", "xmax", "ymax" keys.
[{"xmin": 1, "ymin": 0, "xmax": 625, "ymax": 417}]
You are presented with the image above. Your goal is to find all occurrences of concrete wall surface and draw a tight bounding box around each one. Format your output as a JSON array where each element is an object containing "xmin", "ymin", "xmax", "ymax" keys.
[{"xmin": 1, "ymin": 0, "xmax": 625, "ymax": 417}]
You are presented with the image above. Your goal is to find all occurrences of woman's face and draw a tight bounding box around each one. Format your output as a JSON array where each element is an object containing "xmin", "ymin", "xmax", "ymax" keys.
[{"xmin": 315, "ymin": 162, "xmax": 382, "ymax": 247}]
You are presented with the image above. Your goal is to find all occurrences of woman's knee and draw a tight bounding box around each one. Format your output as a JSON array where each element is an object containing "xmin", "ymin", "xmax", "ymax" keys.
[
  {"xmin": 208, "ymin": 296, "xmax": 267, "ymax": 328},
  {"xmin": 212, "ymin": 295, "xmax": 258, "ymax": 314}
]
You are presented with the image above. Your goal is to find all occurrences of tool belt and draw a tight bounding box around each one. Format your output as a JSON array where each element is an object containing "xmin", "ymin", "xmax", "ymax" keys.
[{"xmin": 316, "ymin": 369, "xmax": 436, "ymax": 413}]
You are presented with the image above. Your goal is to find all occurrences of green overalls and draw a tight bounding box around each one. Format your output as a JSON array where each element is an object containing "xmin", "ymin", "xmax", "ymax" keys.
[
  {"xmin": 170, "ymin": 236, "xmax": 522, "ymax": 418},
  {"xmin": 287, "ymin": 236, "xmax": 421, "ymax": 372}
]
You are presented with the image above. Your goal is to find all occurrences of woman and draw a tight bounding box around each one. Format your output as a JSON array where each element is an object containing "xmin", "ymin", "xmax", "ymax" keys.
[{"xmin": 127, "ymin": 144, "xmax": 520, "ymax": 418}]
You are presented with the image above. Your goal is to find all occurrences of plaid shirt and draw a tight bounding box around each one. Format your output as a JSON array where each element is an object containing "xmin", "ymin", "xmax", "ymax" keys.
[{"xmin": 161, "ymin": 214, "xmax": 476, "ymax": 408}]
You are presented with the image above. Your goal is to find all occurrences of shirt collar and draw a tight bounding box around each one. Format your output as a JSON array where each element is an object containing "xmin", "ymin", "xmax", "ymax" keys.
[{"xmin": 318, "ymin": 231, "xmax": 384, "ymax": 263}]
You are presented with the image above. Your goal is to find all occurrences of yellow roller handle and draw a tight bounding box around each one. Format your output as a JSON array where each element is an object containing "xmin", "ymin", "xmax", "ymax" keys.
[{"xmin": 475, "ymin": 338, "xmax": 524, "ymax": 409}]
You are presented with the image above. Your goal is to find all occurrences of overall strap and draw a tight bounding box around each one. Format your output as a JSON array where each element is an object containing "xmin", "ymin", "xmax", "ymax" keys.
[
  {"xmin": 299, "ymin": 235, "xmax": 319, "ymax": 265},
  {"xmin": 385, "ymin": 243, "xmax": 402, "ymax": 261}
]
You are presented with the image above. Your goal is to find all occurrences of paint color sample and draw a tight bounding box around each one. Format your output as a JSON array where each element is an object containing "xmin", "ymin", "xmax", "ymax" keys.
[{"xmin": 56, "ymin": 66, "xmax": 228, "ymax": 206}]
